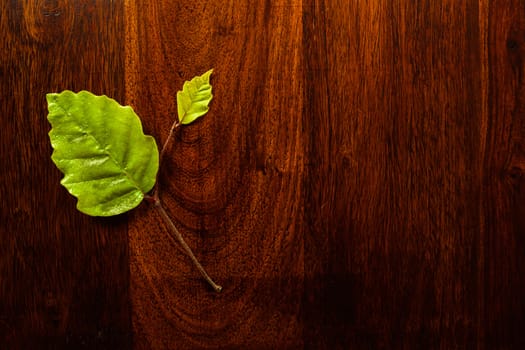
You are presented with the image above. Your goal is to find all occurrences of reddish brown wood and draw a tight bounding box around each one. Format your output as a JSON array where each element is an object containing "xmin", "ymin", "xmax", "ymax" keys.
[
  {"xmin": 305, "ymin": 0, "xmax": 484, "ymax": 347},
  {"xmin": 1, "ymin": 0, "xmax": 524, "ymax": 349},
  {"xmin": 124, "ymin": 1, "xmax": 304, "ymax": 348},
  {"xmin": 484, "ymin": 0, "xmax": 525, "ymax": 347},
  {"xmin": 0, "ymin": 1, "xmax": 131, "ymax": 348}
]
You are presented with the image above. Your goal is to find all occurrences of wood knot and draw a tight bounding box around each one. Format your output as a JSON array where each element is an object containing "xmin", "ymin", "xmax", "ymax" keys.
[
  {"xmin": 507, "ymin": 39, "xmax": 519, "ymax": 50},
  {"xmin": 504, "ymin": 157, "xmax": 525, "ymax": 186},
  {"xmin": 507, "ymin": 166, "xmax": 524, "ymax": 181},
  {"xmin": 23, "ymin": 0, "xmax": 74, "ymax": 44}
]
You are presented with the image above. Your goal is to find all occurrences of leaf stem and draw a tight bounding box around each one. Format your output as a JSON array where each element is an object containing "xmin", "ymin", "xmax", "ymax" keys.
[
  {"xmin": 151, "ymin": 120, "xmax": 181, "ymax": 202},
  {"xmin": 159, "ymin": 121, "xmax": 181, "ymax": 171},
  {"xmin": 148, "ymin": 118, "xmax": 221, "ymax": 292},
  {"xmin": 153, "ymin": 199, "xmax": 222, "ymax": 292}
]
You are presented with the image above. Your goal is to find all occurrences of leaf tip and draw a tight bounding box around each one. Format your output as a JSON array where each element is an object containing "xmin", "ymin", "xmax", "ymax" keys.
[
  {"xmin": 202, "ymin": 68, "xmax": 213, "ymax": 82},
  {"xmin": 176, "ymin": 69, "xmax": 214, "ymax": 125}
]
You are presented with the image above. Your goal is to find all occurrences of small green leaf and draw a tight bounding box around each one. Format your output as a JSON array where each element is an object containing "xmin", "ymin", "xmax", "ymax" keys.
[
  {"xmin": 177, "ymin": 69, "xmax": 214, "ymax": 125},
  {"xmin": 47, "ymin": 90, "xmax": 159, "ymax": 216}
]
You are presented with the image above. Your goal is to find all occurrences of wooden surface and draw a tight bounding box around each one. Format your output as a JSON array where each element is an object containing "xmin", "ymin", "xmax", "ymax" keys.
[{"xmin": 1, "ymin": 0, "xmax": 524, "ymax": 349}]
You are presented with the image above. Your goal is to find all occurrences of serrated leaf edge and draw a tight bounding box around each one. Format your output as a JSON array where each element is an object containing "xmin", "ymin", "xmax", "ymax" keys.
[
  {"xmin": 47, "ymin": 90, "xmax": 158, "ymax": 216},
  {"xmin": 177, "ymin": 69, "xmax": 214, "ymax": 125}
]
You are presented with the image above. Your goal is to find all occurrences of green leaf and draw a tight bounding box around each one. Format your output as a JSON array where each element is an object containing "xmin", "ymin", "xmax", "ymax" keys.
[
  {"xmin": 47, "ymin": 90, "xmax": 159, "ymax": 216},
  {"xmin": 177, "ymin": 69, "xmax": 214, "ymax": 125}
]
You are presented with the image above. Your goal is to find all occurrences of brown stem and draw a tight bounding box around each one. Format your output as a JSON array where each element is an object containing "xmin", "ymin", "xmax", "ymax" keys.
[
  {"xmin": 147, "ymin": 119, "xmax": 221, "ymax": 292},
  {"xmin": 153, "ymin": 199, "xmax": 222, "ymax": 292},
  {"xmin": 158, "ymin": 121, "xmax": 181, "ymax": 171},
  {"xmin": 151, "ymin": 120, "xmax": 181, "ymax": 202}
]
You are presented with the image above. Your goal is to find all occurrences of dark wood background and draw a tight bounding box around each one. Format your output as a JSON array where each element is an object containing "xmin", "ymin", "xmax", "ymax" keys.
[{"xmin": 1, "ymin": 0, "xmax": 524, "ymax": 349}]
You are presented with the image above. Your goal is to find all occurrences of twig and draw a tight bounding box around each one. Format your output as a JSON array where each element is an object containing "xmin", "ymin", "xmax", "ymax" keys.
[
  {"xmin": 153, "ymin": 199, "xmax": 222, "ymax": 292},
  {"xmin": 151, "ymin": 120, "xmax": 181, "ymax": 202},
  {"xmin": 147, "ymin": 119, "xmax": 222, "ymax": 292}
]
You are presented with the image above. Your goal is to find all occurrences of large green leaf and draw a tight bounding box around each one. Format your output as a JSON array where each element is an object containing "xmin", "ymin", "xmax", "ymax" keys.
[
  {"xmin": 177, "ymin": 69, "xmax": 214, "ymax": 125},
  {"xmin": 47, "ymin": 90, "xmax": 159, "ymax": 216}
]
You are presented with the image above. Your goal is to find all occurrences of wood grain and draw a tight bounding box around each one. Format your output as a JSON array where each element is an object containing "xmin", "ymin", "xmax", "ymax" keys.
[
  {"xmin": 0, "ymin": 1, "xmax": 131, "ymax": 348},
  {"xmin": 1, "ymin": 0, "xmax": 524, "ymax": 349},
  {"xmin": 303, "ymin": 1, "xmax": 523, "ymax": 348},
  {"xmin": 124, "ymin": 0, "xmax": 304, "ymax": 348},
  {"xmin": 484, "ymin": 0, "xmax": 525, "ymax": 347},
  {"xmin": 305, "ymin": 1, "xmax": 485, "ymax": 347}
]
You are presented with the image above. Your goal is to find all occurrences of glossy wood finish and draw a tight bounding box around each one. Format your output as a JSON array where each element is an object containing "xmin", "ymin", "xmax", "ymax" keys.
[
  {"xmin": 0, "ymin": 1, "xmax": 131, "ymax": 348},
  {"xmin": 1, "ymin": 0, "xmax": 524, "ymax": 348},
  {"xmin": 125, "ymin": 1, "xmax": 304, "ymax": 348}
]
